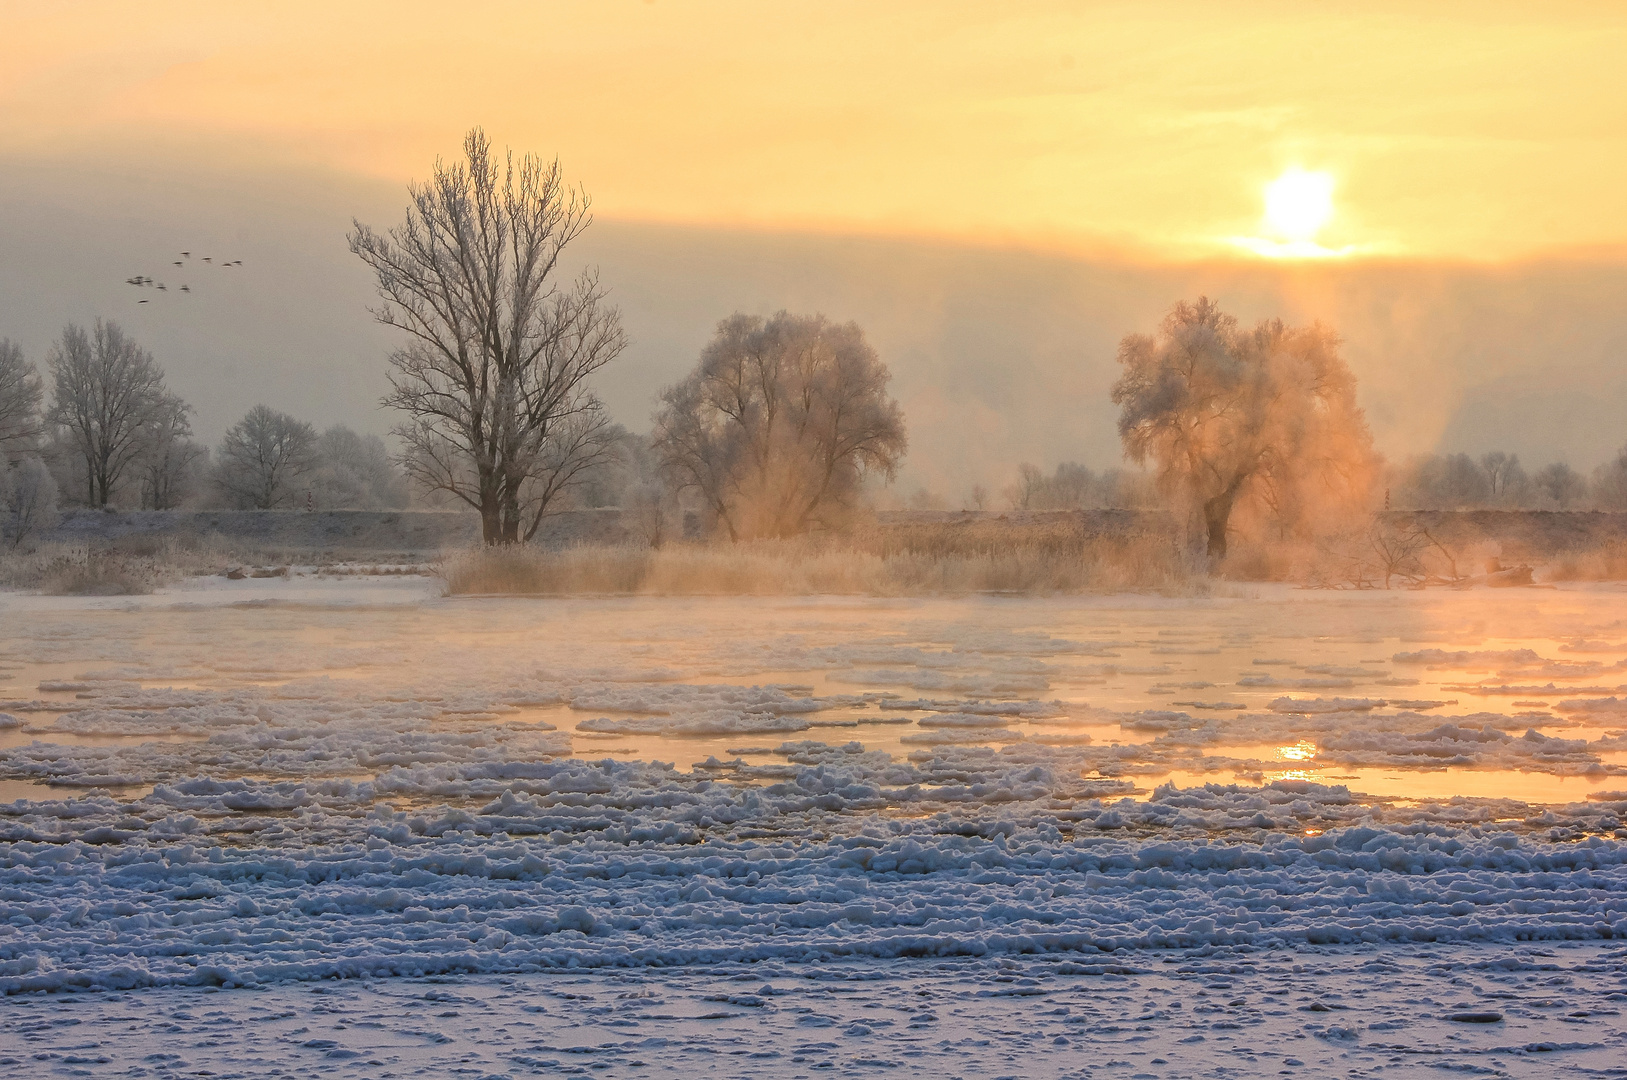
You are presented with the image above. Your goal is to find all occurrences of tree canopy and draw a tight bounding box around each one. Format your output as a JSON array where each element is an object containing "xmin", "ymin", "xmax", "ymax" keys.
[
  {"xmin": 1112, "ymin": 297, "xmax": 1377, "ymax": 560},
  {"xmin": 46, "ymin": 321, "xmax": 176, "ymax": 508},
  {"xmin": 0, "ymin": 339, "xmax": 43, "ymax": 461},
  {"xmin": 214, "ymin": 405, "xmax": 317, "ymax": 510},
  {"xmin": 654, "ymin": 312, "xmax": 907, "ymax": 540}
]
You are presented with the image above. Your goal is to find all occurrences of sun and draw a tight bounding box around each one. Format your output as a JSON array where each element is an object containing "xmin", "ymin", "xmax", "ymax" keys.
[{"xmin": 1263, "ymin": 168, "xmax": 1335, "ymax": 242}]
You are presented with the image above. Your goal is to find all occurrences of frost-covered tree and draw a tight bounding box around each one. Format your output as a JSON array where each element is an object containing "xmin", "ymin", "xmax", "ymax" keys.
[
  {"xmin": 1, "ymin": 456, "xmax": 60, "ymax": 549},
  {"xmin": 137, "ymin": 395, "xmax": 205, "ymax": 510},
  {"xmin": 1533, "ymin": 460, "xmax": 1585, "ymax": 508},
  {"xmin": 1112, "ymin": 297, "xmax": 1377, "ymax": 561},
  {"xmin": 1407, "ymin": 453, "xmax": 1491, "ymax": 508},
  {"xmin": 308, "ymin": 426, "xmax": 410, "ymax": 509},
  {"xmin": 214, "ymin": 405, "xmax": 317, "ymax": 509},
  {"xmin": 1007, "ymin": 463, "xmax": 1045, "ymax": 511},
  {"xmin": 0, "ymin": 338, "xmax": 43, "ymax": 460},
  {"xmin": 45, "ymin": 321, "xmax": 177, "ymax": 507},
  {"xmin": 1003, "ymin": 461, "xmax": 1149, "ymax": 512},
  {"xmin": 1592, "ymin": 446, "xmax": 1627, "ymax": 510},
  {"xmin": 1479, "ymin": 451, "xmax": 1528, "ymax": 503},
  {"xmin": 653, "ymin": 311, "xmax": 907, "ymax": 540},
  {"xmin": 349, "ymin": 127, "xmax": 627, "ymax": 544}
]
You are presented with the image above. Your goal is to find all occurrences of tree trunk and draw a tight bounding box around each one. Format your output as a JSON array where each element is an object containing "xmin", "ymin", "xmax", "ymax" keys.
[
  {"xmin": 498, "ymin": 474, "xmax": 523, "ymax": 545},
  {"xmin": 1203, "ymin": 490, "xmax": 1234, "ymax": 561},
  {"xmin": 478, "ymin": 474, "xmax": 503, "ymax": 545},
  {"xmin": 479, "ymin": 504, "xmax": 503, "ymax": 545}
]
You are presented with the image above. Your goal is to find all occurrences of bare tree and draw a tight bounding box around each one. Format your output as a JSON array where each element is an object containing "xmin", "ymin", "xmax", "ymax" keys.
[
  {"xmin": 1, "ymin": 457, "xmax": 60, "ymax": 549},
  {"xmin": 214, "ymin": 405, "xmax": 316, "ymax": 509},
  {"xmin": 1309, "ymin": 519, "xmax": 1459, "ymax": 590},
  {"xmin": 138, "ymin": 395, "xmax": 205, "ymax": 509},
  {"xmin": 0, "ymin": 338, "xmax": 43, "ymax": 460},
  {"xmin": 46, "ymin": 321, "xmax": 177, "ymax": 507},
  {"xmin": 1112, "ymin": 297, "xmax": 1377, "ymax": 562},
  {"xmin": 349, "ymin": 127, "xmax": 628, "ymax": 544},
  {"xmin": 1479, "ymin": 451, "xmax": 1527, "ymax": 501},
  {"xmin": 1006, "ymin": 463, "xmax": 1043, "ymax": 510},
  {"xmin": 653, "ymin": 311, "xmax": 907, "ymax": 540}
]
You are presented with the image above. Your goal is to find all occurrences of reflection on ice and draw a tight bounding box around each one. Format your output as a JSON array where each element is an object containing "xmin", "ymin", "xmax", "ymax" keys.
[
  {"xmin": 5, "ymin": 578, "xmax": 1627, "ymax": 802},
  {"xmin": 1277, "ymin": 740, "xmax": 1317, "ymax": 761}
]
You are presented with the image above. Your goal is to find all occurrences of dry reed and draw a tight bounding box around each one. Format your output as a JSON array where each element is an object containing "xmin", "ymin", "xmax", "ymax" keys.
[
  {"xmin": 1, "ymin": 536, "xmax": 290, "ymax": 593},
  {"xmin": 1542, "ymin": 541, "xmax": 1627, "ymax": 581},
  {"xmin": 440, "ymin": 531, "xmax": 1193, "ymax": 597},
  {"xmin": 22, "ymin": 548, "xmax": 166, "ymax": 595}
]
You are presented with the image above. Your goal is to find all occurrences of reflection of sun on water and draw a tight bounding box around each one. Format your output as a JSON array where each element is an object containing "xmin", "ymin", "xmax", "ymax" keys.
[
  {"xmin": 1262, "ymin": 740, "xmax": 1320, "ymax": 785},
  {"xmin": 1277, "ymin": 740, "xmax": 1317, "ymax": 762}
]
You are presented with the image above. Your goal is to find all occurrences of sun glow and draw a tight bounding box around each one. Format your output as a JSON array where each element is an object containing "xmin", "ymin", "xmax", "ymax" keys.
[
  {"xmin": 1264, "ymin": 169, "xmax": 1334, "ymax": 241},
  {"xmin": 1232, "ymin": 168, "xmax": 1350, "ymax": 258}
]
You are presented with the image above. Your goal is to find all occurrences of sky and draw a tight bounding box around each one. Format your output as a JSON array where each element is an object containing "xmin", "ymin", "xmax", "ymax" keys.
[{"xmin": 2, "ymin": 1, "xmax": 1625, "ymax": 496}]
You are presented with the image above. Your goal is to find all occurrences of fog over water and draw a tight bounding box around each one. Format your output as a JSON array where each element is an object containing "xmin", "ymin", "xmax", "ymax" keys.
[{"xmin": 6, "ymin": 576, "xmax": 1627, "ymax": 808}]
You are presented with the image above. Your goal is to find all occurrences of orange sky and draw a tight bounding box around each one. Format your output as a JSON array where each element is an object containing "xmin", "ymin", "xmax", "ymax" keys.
[{"xmin": 3, "ymin": 1, "xmax": 1624, "ymax": 261}]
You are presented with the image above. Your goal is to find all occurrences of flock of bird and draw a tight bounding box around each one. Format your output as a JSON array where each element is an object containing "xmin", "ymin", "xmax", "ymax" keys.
[{"xmin": 125, "ymin": 251, "xmax": 244, "ymax": 303}]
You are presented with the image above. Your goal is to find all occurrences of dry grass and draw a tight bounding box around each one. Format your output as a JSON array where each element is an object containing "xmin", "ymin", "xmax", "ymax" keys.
[
  {"xmin": 440, "ymin": 532, "xmax": 1193, "ymax": 598},
  {"xmin": 1, "ymin": 536, "xmax": 291, "ymax": 593},
  {"xmin": 16, "ymin": 548, "xmax": 167, "ymax": 596},
  {"xmin": 1542, "ymin": 541, "xmax": 1627, "ymax": 581}
]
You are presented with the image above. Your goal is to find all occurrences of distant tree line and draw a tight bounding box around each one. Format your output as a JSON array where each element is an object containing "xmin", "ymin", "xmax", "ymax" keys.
[
  {"xmin": 0, "ymin": 321, "xmax": 415, "ymax": 547},
  {"xmin": 1386, "ymin": 450, "xmax": 1627, "ymax": 511},
  {"xmin": 981, "ymin": 444, "xmax": 1627, "ymax": 526},
  {"xmin": 1001, "ymin": 462, "xmax": 1157, "ymax": 513},
  {"xmin": 15, "ymin": 127, "xmax": 1627, "ymax": 561}
]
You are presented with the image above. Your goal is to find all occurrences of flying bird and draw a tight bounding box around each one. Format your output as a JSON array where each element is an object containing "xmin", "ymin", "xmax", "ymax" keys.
[
  {"xmin": 173, "ymin": 261, "xmax": 183, "ymax": 267},
  {"xmin": 203, "ymin": 257, "xmax": 212, "ymax": 263},
  {"xmin": 138, "ymin": 299, "xmax": 150, "ymax": 304},
  {"xmin": 181, "ymin": 251, "xmax": 190, "ymax": 258},
  {"xmin": 180, "ymin": 285, "xmax": 190, "ymax": 293},
  {"xmin": 157, "ymin": 284, "xmax": 166, "ymax": 291}
]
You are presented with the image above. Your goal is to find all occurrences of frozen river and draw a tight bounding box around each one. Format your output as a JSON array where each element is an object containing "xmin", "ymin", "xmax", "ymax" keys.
[{"xmin": 2, "ymin": 576, "xmax": 1625, "ymax": 1075}]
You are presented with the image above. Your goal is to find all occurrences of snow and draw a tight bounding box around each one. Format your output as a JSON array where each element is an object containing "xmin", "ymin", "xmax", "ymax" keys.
[
  {"xmin": 3, "ymin": 945, "xmax": 1625, "ymax": 1078},
  {"xmin": 4, "ymin": 578, "xmax": 1627, "ymax": 1073},
  {"xmin": 3, "ymin": 751, "xmax": 1625, "ymax": 996}
]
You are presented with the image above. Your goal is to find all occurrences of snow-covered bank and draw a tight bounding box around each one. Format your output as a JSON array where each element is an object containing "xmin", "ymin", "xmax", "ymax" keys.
[{"xmin": 5, "ymin": 944, "xmax": 1624, "ymax": 1079}]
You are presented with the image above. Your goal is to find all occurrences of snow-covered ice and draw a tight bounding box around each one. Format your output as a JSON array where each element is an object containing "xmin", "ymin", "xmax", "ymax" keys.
[
  {"xmin": 5, "ymin": 945, "xmax": 1625, "ymax": 1078},
  {"xmin": 3, "ymin": 577, "xmax": 1627, "ymax": 1074}
]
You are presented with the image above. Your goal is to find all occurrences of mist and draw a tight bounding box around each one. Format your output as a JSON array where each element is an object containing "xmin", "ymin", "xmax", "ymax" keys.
[{"xmin": 4, "ymin": 155, "xmax": 1626, "ymax": 501}]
